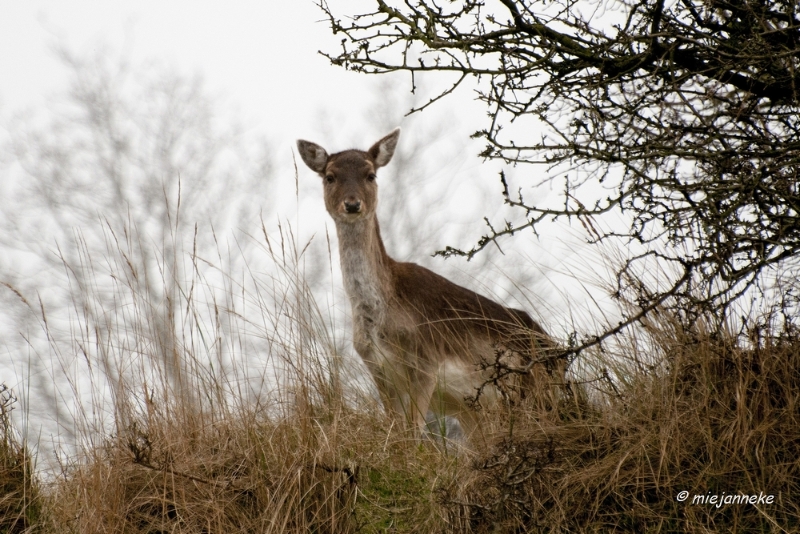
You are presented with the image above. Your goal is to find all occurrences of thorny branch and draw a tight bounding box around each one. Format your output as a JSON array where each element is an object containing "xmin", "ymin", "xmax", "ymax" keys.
[{"xmin": 318, "ymin": 0, "xmax": 800, "ymax": 352}]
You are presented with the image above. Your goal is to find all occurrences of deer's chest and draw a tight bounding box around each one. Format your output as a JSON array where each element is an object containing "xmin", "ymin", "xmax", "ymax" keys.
[{"xmin": 340, "ymin": 248, "xmax": 389, "ymax": 338}]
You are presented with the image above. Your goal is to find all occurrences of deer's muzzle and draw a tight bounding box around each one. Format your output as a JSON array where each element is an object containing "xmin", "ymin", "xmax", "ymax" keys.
[{"xmin": 344, "ymin": 200, "xmax": 362, "ymax": 214}]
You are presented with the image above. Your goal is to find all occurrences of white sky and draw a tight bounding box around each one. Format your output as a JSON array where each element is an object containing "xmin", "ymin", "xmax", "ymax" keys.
[
  {"xmin": 0, "ymin": 1, "xmax": 506, "ymax": 242},
  {"xmin": 1, "ymin": 2, "xmax": 377, "ymax": 137}
]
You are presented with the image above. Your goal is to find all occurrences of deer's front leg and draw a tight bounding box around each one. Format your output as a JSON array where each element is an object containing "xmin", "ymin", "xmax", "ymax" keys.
[
  {"xmin": 353, "ymin": 322, "xmax": 406, "ymax": 421},
  {"xmin": 383, "ymin": 336, "xmax": 436, "ymax": 435}
]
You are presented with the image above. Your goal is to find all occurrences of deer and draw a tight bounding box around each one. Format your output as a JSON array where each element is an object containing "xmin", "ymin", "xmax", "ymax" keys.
[{"xmin": 296, "ymin": 128, "xmax": 561, "ymax": 441}]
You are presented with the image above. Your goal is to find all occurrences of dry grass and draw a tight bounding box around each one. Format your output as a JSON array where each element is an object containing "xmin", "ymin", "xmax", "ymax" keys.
[
  {"xmin": 0, "ymin": 385, "xmax": 42, "ymax": 533},
  {"xmin": 440, "ymin": 318, "xmax": 800, "ymax": 532},
  {"xmin": 3, "ymin": 223, "xmax": 799, "ymax": 533},
  {"xmin": 43, "ymin": 401, "xmax": 456, "ymax": 533}
]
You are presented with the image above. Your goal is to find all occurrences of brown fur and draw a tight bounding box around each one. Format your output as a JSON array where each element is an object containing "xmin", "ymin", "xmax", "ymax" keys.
[{"xmin": 297, "ymin": 128, "xmax": 558, "ymax": 438}]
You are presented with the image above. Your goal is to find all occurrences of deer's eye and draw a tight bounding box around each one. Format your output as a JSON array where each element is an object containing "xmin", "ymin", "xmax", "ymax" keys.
[
  {"xmin": 367, "ymin": 173, "xmax": 377, "ymax": 182},
  {"xmin": 325, "ymin": 174, "xmax": 335, "ymax": 184}
]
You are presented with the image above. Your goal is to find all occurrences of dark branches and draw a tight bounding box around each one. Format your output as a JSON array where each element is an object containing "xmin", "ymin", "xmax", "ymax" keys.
[{"xmin": 318, "ymin": 0, "xmax": 800, "ymax": 341}]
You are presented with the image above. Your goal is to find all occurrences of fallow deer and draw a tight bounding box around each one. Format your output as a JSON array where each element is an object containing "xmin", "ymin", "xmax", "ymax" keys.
[{"xmin": 297, "ymin": 128, "xmax": 559, "ymax": 440}]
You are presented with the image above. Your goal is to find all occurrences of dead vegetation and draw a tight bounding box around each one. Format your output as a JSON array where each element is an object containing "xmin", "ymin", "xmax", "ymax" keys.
[
  {"xmin": 0, "ymin": 385, "xmax": 42, "ymax": 533},
  {"xmin": 4, "ymin": 266, "xmax": 799, "ymax": 533},
  {"xmin": 441, "ymin": 319, "xmax": 800, "ymax": 532}
]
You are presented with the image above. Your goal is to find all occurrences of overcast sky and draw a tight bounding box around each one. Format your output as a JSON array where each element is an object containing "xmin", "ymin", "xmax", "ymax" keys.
[
  {"xmin": 0, "ymin": 1, "xmax": 505, "ymax": 239},
  {"xmin": 1, "ymin": 1, "xmax": 501, "ymax": 158},
  {"xmin": 1, "ymin": 2, "xmax": 372, "ymax": 136}
]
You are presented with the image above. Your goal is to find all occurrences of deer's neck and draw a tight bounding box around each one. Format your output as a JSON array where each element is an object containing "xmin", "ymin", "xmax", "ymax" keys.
[{"xmin": 336, "ymin": 215, "xmax": 392, "ymax": 320}]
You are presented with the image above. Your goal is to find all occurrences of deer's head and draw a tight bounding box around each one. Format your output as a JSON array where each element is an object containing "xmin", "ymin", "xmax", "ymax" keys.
[{"xmin": 297, "ymin": 128, "xmax": 400, "ymax": 223}]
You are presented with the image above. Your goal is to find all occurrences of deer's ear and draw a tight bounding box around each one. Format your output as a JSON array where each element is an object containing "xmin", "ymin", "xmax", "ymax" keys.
[
  {"xmin": 297, "ymin": 140, "xmax": 329, "ymax": 174},
  {"xmin": 368, "ymin": 128, "xmax": 400, "ymax": 168}
]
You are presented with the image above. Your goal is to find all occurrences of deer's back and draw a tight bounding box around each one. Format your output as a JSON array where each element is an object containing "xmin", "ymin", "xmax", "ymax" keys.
[{"xmin": 389, "ymin": 261, "xmax": 546, "ymax": 355}]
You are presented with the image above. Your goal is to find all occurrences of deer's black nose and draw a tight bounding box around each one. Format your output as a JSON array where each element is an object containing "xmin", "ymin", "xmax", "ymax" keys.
[{"xmin": 344, "ymin": 200, "xmax": 361, "ymax": 213}]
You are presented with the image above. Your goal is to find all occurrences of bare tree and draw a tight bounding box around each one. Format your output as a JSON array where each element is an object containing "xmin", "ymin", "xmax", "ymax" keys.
[
  {"xmin": 0, "ymin": 48, "xmax": 272, "ymax": 440},
  {"xmin": 317, "ymin": 0, "xmax": 800, "ymax": 348}
]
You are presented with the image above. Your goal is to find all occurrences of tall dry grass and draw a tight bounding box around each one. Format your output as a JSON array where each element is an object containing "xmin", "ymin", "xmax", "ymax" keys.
[
  {"xmin": 2, "ymin": 214, "xmax": 798, "ymax": 533},
  {"xmin": 4, "ymin": 213, "xmax": 464, "ymax": 533}
]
